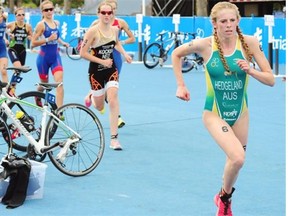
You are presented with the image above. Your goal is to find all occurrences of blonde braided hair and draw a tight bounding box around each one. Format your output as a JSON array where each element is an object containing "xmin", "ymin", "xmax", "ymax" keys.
[
  {"xmin": 210, "ymin": 2, "xmax": 255, "ymax": 75},
  {"xmin": 236, "ymin": 26, "xmax": 255, "ymax": 68},
  {"xmin": 213, "ymin": 29, "xmax": 230, "ymax": 73}
]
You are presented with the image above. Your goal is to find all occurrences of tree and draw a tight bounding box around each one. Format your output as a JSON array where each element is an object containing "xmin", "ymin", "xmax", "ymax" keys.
[
  {"xmin": 64, "ymin": 0, "xmax": 71, "ymax": 14},
  {"xmin": 17, "ymin": 0, "xmax": 22, "ymax": 7},
  {"xmin": 8, "ymin": 0, "xmax": 14, "ymax": 13},
  {"xmin": 196, "ymin": 0, "xmax": 208, "ymax": 16}
]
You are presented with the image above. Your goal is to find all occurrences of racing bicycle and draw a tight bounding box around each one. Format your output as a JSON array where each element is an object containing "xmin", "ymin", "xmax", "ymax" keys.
[
  {"xmin": 0, "ymin": 79, "xmax": 105, "ymax": 177},
  {"xmin": 143, "ymin": 31, "xmax": 204, "ymax": 73},
  {"xmin": 4, "ymin": 66, "xmax": 57, "ymax": 152},
  {"xmin": 65, "ymin": 29, "xmax": 87, "ymax": 60},
  {"xmin": 66, "ymin": 36, "xmax": 83, "ymax": 60}
]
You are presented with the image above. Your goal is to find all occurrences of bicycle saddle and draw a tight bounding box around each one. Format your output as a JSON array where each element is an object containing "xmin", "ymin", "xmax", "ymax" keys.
[
  {"xmin": 37, "ymin": 82, "xmax": 62, "ymax": 90},
  {"xmin": 6, "ymin": 66, "xmax": 32, "ymax": 73}
]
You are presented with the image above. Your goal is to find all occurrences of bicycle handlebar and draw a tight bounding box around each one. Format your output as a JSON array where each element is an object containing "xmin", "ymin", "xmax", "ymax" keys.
[
  {"xmin": 0, "ymin": 81, "xmax": 17, "ymax": 102},
  {"xmin": 156, "ymin": 31, "xmax": 197, "ymax": 42},
  {"xmin": 170, "ymin": 31, "xmax": 196, "ymax": 39}
]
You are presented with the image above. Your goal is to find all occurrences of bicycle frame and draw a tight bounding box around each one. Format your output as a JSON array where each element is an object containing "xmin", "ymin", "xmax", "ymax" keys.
[
  {"xmin": 155, "ymin": 32, "xmax": 177, "ymax": 55},
  {"xmin": 0, "ymin": 88, "xmax": 81, "ymax": 156},
  {"xmin": 143, "ymin": 31, "xmax": 201, "ymax": 73}
]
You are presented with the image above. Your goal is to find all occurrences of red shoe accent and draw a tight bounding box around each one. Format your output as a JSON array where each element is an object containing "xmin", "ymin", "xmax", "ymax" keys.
[
  {"xmin": 84, "ymin": 93, "xmax": 92, "ymax": 108},
  {"xmin": 214, "ymin": 194, "xmax": 233, "ymax": 216}
]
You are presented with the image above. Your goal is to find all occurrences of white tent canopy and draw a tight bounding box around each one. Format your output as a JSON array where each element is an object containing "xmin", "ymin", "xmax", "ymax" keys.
[{"xmin": 83, "ymin": 0, "xmax": 150, "ymax": 15}]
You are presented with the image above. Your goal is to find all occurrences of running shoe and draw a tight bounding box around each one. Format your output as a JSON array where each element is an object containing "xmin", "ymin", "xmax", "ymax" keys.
[
  {"xmin": 99, "ymin": 107, "xmax": 105, "ymax": 115},
  {"xmin": 35, "ymin": 97, "xmax": 43, "ymax": 107},
  {"xmin": 214, "ymin": 194, "xmax": 233, "ymax": 216},
  {"xmin": 11, "ymin": 129, "xmax": 20, "ymax": 139},
  {"xmin": 84, "ymin": 93, "xmax": 92, "ymax": 108},
  {"xmin": 110, "ymin": 139, "xmax": 122, "ymax": 151},
  {"xmin": 58, "ymin": 112, "xmax": 65, "ymax": 121},
  {"xmin": 7, "ymin": 86, "xmax": 16, "ymax": 97},
  {"xmin": 118, "ymin": 115, "xmax": 125, "ymax": 128}
]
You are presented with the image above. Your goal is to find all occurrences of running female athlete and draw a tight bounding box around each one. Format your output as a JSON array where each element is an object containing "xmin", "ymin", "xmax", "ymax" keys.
[
  {"xmin": 7, "ymin": 7, "xmax": 32, "ymax": 67},
  {"xmin": 84, "ymin": 0, "xmax": 135, "ymax": 128},
  {"xmin": 172, "ymin": 2, "xmax": 274, "ymax": 216},
  {"xmin": 31, "ymin": 0, "xmax": 68, "ymax": 109},
  {"xmin": 6, "ymin": 7, "xmax": 33, "ymax": 95},
  {"xmin": 0, "ymin": 6, "xmax": 8, "ymax": 83},
  {"xmin": 80, "ymin": 1, "xmax": 132, "ymax": 151}
]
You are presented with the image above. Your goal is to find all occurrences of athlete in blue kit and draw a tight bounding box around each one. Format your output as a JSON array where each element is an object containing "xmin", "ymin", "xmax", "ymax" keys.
[
  {"xmin": 31, "ymin": 0, "xmax": 68, "ymax": 110},
  {"xmin": 0, "ymin": 6, "xmax": 9, "ymax": 83}
]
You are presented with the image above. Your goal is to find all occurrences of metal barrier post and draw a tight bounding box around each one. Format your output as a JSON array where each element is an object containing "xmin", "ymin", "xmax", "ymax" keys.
[
  {"xmin": 136, "ymin": 14, "xmax": 143, "ymax": 62},
  {"xmin": 268, "ymin": 42, "xmax": 273, "ymax": 69},
  {"xmin": 275, "ymin": 48, "xmax": 279, "ymax": 75},
  {"xmin": 75, "ymin": 13, "xmax": 81, "ymax": 38},
  {"xmin": 264, "ymin": 15, "xmax": 274, "ymax": 69},
  {"xmin": 173, "ymin": 14, "xmax": 180, "ymax": 32},
  {"xmin": 25, "ymin": 12, "xmax": 31, "ymax": 49}
]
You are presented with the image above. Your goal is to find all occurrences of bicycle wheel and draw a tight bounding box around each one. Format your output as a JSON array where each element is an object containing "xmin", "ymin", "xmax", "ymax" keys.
[
  {"xmin": 7, "ymin": 91, "xmax": 57, "ymax": 152},
  {"xmin": 46, "ymin": 103, "xmax": 105, "ymax": 177},
  {"xmin": 66, "ymin": 37, "xmax": 82, "ymax": 60},
  {"xmin": 0, "ymin": 118, "xmax": 12, "ymax": 159},
  {"xmin": 143, "ymin": 43, "xmax": 162, "ymax": 69},
  {"xmin": 181, "ymin": 54, "xmax": 197, "ymax": 73}
]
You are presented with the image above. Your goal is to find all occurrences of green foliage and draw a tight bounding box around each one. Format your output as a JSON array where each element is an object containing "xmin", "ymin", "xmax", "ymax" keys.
[
  {"xmin": 21, "ymin": 0, "xmax": 84, "ymax": 8},
  {"xmin": 71, "ymin": 0, "xmax": 85, "ymax": 9},
  {"xmin": 22, "ymin": 2, "xmax": 38, "ymax": 9},
  {"xmin": 23, "ymin": 0, "xmax": 40, "ymax": 6}
]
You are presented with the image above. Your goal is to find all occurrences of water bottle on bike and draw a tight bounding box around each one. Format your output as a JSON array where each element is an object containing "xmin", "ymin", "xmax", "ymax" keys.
[
  {"xmin": 11, "ymin": 111, "xmax": 35, "ymax": 139},
  {"xmin": 16, "ymin": 111, "xmax": 35, "ymax": 132}
]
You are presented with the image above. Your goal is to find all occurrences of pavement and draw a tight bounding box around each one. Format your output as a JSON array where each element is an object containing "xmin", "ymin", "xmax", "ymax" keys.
[{"xmin": 0, "ymin": 52, "xmax": 285, "ymax": 216}]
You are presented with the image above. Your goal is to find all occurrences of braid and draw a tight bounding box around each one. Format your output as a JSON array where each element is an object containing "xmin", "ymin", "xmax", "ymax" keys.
[
  {"xmin": 236, "ymin": 26, "xmax": 255, "ymax": 68},
  {"xmin": 236, "ymin": 27, "xmax": 248, "ymax": 58},
  {"xmin": 213, "ymin": 29, "xmax": 231, "ymax": 74}
]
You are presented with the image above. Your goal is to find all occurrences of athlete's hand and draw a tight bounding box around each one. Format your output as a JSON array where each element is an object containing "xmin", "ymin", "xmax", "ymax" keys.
[
  {"xmin": 48, "ymin": 32, "xmax": 58, "ymax": 42},
  {"xmin": 176, "ymin": 86, "xmax": 190, "ymax": 101},
  {"xmin": 62, "ymin": 42, "xmax": 69, "ymax": 48},
  {"xmin": 237, "ymin": 59, "xmax": 252, "ymax": 75},
  {"xmin": 9, "ymin": 33, "xmax": 14, "ymax": 39},
  {"xmin": 124, "ymin": 53, "xmax": 132, "ymax": 64},
  {"xmin": 102, "ymin": 58, "xmax": 113, "ymax": 68}
]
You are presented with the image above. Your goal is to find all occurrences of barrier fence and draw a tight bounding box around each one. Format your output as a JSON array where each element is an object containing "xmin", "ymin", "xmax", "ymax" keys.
[{"xmin": 8, "ymin": 14, "xmax": 286, "ymax": 72}]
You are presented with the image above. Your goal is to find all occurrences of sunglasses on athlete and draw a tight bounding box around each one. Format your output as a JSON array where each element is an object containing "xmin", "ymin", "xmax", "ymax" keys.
[
  {"xmin": 100, "ymin": 11, "xmax": 113, "ymax": 15},
  {"xmin": 43, "ymin": 8, "xmax": 54, "ymax": 12}
]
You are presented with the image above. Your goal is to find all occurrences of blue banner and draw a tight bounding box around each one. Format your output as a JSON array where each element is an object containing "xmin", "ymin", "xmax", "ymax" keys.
[{"xmin": 8, "ymin": 14, "xmax": 286, "ymax": 63}]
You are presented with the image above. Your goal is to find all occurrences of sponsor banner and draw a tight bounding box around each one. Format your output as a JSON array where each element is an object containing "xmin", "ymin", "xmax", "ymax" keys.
[{"xmin": 8, "ymin": 14, "xmax": 285, "ymax": 63}]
